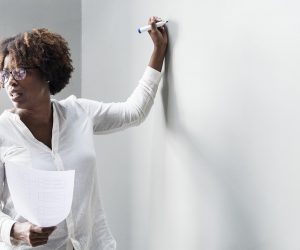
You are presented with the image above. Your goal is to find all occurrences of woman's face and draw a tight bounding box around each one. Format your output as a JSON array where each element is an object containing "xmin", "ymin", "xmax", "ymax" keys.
[{"xmin": 3, "ymin": 54, "xmax": 50, "ymax": 110}]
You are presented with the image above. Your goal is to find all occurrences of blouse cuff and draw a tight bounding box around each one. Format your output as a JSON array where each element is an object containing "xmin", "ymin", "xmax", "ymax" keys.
[
  {"xmin": 1, "ymin": 219, "xmax": 17, "ymax": 246},
  {"xmin": 141, "ymin": 66, "xmax": 163, "ymax": 88}
]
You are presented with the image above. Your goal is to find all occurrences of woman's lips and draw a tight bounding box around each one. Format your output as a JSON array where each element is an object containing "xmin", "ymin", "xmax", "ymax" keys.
[{"xmin": 11, "ymin": 92, "xmax": 23, "ymax": 102}]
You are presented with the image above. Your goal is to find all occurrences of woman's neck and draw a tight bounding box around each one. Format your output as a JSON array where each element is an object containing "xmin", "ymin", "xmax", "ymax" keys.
[{"xmin": 13, "ymin": 100, "xmax": 53, "ymax": 125}]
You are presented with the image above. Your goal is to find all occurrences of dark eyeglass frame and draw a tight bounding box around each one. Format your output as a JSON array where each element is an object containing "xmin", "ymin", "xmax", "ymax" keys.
[{"xmin": 0, "ymin": 66, "xmax": 39, "ymax": 88}]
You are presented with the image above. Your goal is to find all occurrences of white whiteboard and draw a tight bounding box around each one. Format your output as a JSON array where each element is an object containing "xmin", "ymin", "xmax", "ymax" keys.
[{"xmin": 82, "ymin": 0, "xmax": 300, "ymax": 249}]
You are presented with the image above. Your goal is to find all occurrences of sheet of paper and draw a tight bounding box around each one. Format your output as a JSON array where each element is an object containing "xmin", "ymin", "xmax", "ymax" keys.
[{"xmin": 5, "ymin": 162, "xmax": 75, "ymax": 227}]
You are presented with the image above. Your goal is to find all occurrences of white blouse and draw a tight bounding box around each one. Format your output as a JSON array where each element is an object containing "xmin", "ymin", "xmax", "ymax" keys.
[{"xmin": 0, "ymin": 66, "xmax": 162, "ymax": 250}]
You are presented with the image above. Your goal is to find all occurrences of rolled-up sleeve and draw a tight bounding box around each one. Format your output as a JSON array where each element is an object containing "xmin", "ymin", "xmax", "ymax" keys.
[
  {"xmin": 75, "ymin": 66, "xmax": 162, "ymax": 134},
  {"xmin": 0, "ymin": 156, "xmax": 18, "ymax": 246},
  {"xmin": 0, "ymin": 217, "xmax": 16, "ymax": 246}
]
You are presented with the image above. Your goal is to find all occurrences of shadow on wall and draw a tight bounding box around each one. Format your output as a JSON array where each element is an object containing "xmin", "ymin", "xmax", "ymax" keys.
[{"xmin": 160, "ymin": 21, "xmax": 261, "ymax": 248}]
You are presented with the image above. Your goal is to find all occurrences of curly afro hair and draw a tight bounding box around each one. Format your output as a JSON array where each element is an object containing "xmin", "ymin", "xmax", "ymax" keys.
[{"xmin": 0, "ymin": 28, "xmax": 74, "ymax": 95}]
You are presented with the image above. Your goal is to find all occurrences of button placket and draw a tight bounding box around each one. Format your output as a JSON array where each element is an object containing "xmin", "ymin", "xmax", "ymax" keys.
[{"xmin": 51, "ymin": 101, "xmax": 76, "ymax": 246}]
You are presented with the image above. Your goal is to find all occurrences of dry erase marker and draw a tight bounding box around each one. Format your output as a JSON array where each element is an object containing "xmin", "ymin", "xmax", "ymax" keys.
[{"xmin": 138, "ymin": 20, "xmax": 168, "ymax": 33}]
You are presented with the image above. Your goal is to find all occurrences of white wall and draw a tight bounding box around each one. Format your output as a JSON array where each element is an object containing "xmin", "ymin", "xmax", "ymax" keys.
[
  {"xmin": 82, "ymin": 1, "xmax": 134, "ymax": 249},
  {"xmin": 0, "ymin": 0, "xmax": 81, "ymax": 112},
  {"xmin": 83, "ymin": 0, "xmax": 300, "ymax": 249}
]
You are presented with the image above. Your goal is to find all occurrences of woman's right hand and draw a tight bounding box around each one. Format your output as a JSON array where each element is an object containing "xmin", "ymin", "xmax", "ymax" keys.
[{"xmin": 10, "ymin": 221, "xmax": 56, "ymax": 247}]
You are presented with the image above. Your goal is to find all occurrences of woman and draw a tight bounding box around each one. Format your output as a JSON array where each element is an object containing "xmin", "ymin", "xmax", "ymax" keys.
[{"xmin": 0, "ymin": 16, "xmax": 168, "ymax": 249}]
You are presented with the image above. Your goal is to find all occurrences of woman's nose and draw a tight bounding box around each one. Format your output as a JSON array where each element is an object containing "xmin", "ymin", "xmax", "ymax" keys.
[{"xmin": 6, "ymin": 74, "xmax": 18, "ymax": 87}]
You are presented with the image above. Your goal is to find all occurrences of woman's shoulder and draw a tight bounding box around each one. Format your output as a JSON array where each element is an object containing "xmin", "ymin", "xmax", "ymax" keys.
[
  {"xmin": 51, "ymin": 94, "xmax": 80, "ymax": 111},
  {"xmin": 52, "ymin": 94, "xmax": 77, "ymax": 105},
  {"xmin": 53, "ymin": 94, "xmax": 101, "ymax": 112},
  {"xmin": 52, "ymin": 94, "xmax": 93, "ymax": 119}
]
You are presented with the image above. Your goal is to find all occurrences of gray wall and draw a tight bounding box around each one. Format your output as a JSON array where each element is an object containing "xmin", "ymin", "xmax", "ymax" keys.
[
  {"xmin": 0, "ymin": 0, "xmax": 81, "ymax": 112},
  {"xmin": 83, "ymin": 0, "xmax": 300, "ymax": 250}
]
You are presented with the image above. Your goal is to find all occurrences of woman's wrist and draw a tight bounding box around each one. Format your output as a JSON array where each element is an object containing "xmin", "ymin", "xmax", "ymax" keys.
[
  {"xmin": 10, "ymin": 222, "xmax": 22, "ymax": 240},
  {"xmin": 10, "ymin": 222, "xmax": 16, "ymax": 237},
  {"xmin": 148, "ymin": 47, "xmax": 167, "ymax": 72},
  {"xmin": 153, "ymin": 44, "xmax": 167, "ymax": 53}
]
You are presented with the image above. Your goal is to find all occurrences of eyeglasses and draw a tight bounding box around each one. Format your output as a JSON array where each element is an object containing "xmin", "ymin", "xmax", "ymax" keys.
[{"xmin": 0, "ymin": 66, "xmax": 38, "ymax": 88}]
